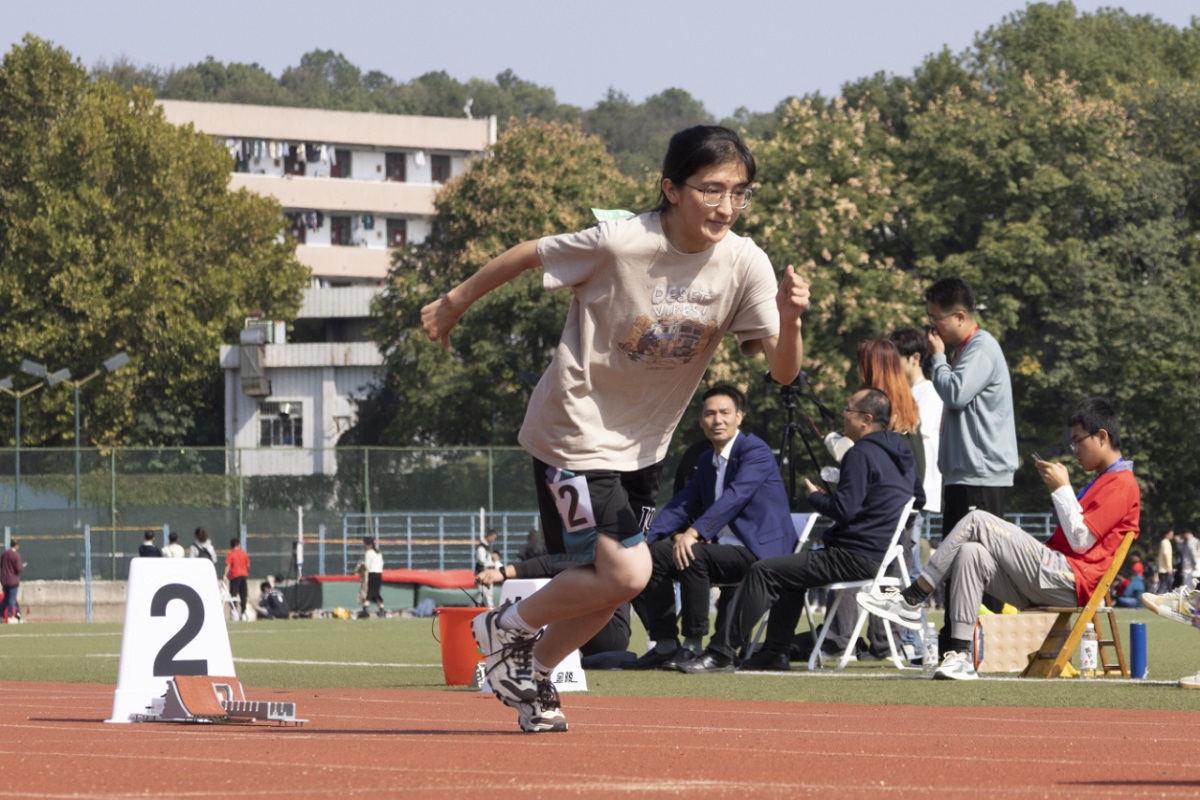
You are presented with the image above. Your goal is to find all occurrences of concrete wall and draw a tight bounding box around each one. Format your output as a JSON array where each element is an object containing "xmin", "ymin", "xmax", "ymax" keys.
[{"xmin": 18, "ymin": 580, "xmax": 129, "ymax": 623}]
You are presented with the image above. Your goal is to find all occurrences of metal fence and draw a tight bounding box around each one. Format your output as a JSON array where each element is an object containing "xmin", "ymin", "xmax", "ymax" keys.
[{"xmin": 0, "ymin": 444, "xmax": 1058, "ymax": 589}]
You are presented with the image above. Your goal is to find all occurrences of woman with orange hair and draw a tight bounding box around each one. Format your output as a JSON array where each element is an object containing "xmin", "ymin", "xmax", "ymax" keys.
[{"xmin": 857, "ymin": 338, "xmax": 925, "ymax": 482}]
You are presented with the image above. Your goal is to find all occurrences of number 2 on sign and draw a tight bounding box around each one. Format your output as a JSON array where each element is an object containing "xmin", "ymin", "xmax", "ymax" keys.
[
  {"xmin": 551, "ymin": 474, "xmax": 597, "ymax": 532},
  {"xmin": 150, "ymin": 583, "xmax": 208, "ymax": 677}
]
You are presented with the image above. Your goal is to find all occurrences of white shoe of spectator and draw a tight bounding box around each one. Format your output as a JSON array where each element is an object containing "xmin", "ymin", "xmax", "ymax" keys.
[
  {"xmin": 933, "ymin": 651, "xmax": 978, "ymax": 681},
  {"xmin": 1140, "ymin": 582, "xmax": 1199, "ymax": 625},
  {"xmin": 857, "ymin": 588, "xmax": 922, "ymax": 630}
]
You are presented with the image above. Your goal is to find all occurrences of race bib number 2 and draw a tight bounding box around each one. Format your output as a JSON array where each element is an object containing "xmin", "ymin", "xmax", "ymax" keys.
[{"xmin": 549, "ymin": 472, "xmax": 598, "ymax": 533}]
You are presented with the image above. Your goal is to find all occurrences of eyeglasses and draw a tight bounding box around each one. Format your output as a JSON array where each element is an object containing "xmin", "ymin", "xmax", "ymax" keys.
[
  {"xmin": 842, "ymin": 406, "xmax": 871, "ymax": 418},
  {"xmin": 1069, "ymin": 433, "xmax": 1097, "ymax": 452},
  {"xmin": 926, "ymin": 311, "xmax": 958, "ymax": 325},
  {"xmin": 684, "ymin": 183, "xmax": 753, "ymax": 209}
]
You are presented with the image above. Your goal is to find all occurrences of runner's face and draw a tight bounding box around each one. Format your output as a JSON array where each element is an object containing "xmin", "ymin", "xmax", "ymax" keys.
[
  {"xmin": 699, "ymin": 394, "xmax": 744, "ymax": 451},
  {"xmin": 662, "ymin": 160, "xmax": 749, "ymax": 252}
]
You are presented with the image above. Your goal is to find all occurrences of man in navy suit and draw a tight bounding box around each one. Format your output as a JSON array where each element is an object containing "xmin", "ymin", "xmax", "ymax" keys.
[{"xmin": 627, "ymin": 384, "xmax": 797, "ymax": 670}]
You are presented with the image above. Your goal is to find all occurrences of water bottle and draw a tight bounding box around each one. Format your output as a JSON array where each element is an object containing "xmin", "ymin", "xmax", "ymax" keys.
[
  {"xmin": 1080, "ymin": 622, "xmax": 1099, "ymax": 679},
  {"xmin": 922, "ymin": 622, "xmax": 938, "ymax": 677}
]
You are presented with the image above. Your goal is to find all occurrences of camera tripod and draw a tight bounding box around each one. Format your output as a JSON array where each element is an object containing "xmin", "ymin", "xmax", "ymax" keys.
[{"xmin": 770, "ymin": 371, "xmax": 839, "ymax": 511}]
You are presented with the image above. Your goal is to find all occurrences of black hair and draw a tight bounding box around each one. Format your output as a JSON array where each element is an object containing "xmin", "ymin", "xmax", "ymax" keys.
[
  {"xmin": 924, "ymin": 277, "xmax": 976, "ymax": 314},
  {"xmin": 168, "ymin": 531, "xmax": 179, "ymax": 543},
  {"xmin": 653, "ymin": 126, "xmax": 756, "ymax": 213},
  {"xmin": 260, "ymin": 581, "xmax": 272, "ymax": 591},
  {"xmin": 194, "ymin": 527, "xmax": 208, "ymax": 542},
  {"xmin": 1068, "ymin": 397, "xmax": 1123, "ymax": 451},
  {"xmin": 144, "ymin": 530, "xmax": 156, "ymax": 541},
  {"xmin": 854, "ymin": 387, "xmax": 892, "ymax": 429},
  {"xmin": 888, "ymin": 327, "xmax": 929, "ymax": 360},
  {"xmin": 363, "ymin": 536, "xmax": 376, "ymax": 548},
  {"xmin": 701, "ymin": 383, "xmax": 746, "ymax": 413},
  {"xmin": 230, "ymin": 537, "xmax": 241, "ymax": 548}
]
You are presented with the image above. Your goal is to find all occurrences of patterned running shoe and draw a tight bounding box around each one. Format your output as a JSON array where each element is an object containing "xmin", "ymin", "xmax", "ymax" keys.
[
  {"xmin": 856, "ymin": 588, "xmax": 923, "ymax": 630},
  {"xmin": 516, "ymin": 679, "xmax": 568, "ymax": 733},
  {"xmin": 472, "ymin": 600, "xmax": 539, "ymax": 705},
  {"xmin": 1140, "ymin": 583, "xmax": 1200, "ymax": 625}
]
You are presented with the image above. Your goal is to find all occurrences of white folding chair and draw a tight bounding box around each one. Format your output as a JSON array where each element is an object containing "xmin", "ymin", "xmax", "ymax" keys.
[
  {"xmin": 807, "ymin": 497, "xmax": 916, "ymax": 672},
  {"xmin": 741, "ymin": 513, "xmax": 821, "ymax": 659}
]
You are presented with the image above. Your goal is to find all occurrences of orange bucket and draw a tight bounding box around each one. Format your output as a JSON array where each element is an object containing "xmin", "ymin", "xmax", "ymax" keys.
[{"xmin": 433, "ymin": 606, "xmax": 488, "ymax": 685}]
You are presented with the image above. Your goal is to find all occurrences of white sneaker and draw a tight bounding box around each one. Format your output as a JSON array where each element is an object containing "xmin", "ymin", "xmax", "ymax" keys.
[
  {"xmin": 1140, "ymin": 584, "xmax": 1199, "ymax": 625},
  {"xmin": 856, "ymin": 589, "xmax": 923, "ymax": 630},
  {"xmin": 472, "ymin": 601, "xmax": 539, "ymax": 706},
  {"xmin": 1178, "ymin": 672, "xmax": 1200, "ymax": 690},
  {"xmin": 933, "ymin": 650, "xmax": 978, "ymax": 681},
  {"xmin": 516, "ymin": 679, "xmax": 568, "ymax": 733}
]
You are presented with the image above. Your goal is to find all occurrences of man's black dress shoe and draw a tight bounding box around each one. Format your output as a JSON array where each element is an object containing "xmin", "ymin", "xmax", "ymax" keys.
[
  {"xmin": 739, "ymin": 649, "xmax": 790, "ymax": 671},
  {"xmin": 676, "ymin": 651, "xmax": 735, "ymax": 673},
  {"xmin": 661, "ymin": 646, "xmax": 700, "ymax": 671},
  {"xmin": 624, "ymin": 647, "xmax": 679, "ymax": 670}
]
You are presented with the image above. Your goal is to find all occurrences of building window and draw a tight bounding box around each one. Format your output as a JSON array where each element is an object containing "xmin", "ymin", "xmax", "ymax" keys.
[
  {"xmin": 259, "ymin": 402, "xmax": 303, "ymax": 447},
  {"xmin": 385, "ymin": 152, "xmax": 407, "ymax": 182},
  {"xmin": 330, "ymin": 216, "xmax": 352, "ymax": 246},
  {"xmin": 387, "ymin": 218, "xmax": 408, "ymax": 248},
  {"xmin": 431, "ymin": 154, "xmax": 451, "ymax": 183},
  {"xmin": 331, "ymin": 149, "xmax": 352, "ymax": 178},
  {"xmin": 289, "ymin": 215, "xmax": 307, "ymax": 244},
  {"xmin": 284, "ymin": 150, "xmax": 306, "ymax": 176}
]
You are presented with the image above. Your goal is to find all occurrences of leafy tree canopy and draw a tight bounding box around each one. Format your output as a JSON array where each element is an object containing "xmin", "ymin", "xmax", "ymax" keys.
[{"xmin": 0, "ymin": 36, "xmax": 307, "ymax": 447}]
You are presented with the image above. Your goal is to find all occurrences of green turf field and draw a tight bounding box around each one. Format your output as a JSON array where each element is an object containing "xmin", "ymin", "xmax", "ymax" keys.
[{"xmin": 3, "ymin": 609, "xmax": 1200, "ymax": 711}]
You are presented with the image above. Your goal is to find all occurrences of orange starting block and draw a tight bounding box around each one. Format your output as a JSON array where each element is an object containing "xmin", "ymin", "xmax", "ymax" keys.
[{"xmin": 133, "ymin": 676, "xmax": 305, "ymax": 726}]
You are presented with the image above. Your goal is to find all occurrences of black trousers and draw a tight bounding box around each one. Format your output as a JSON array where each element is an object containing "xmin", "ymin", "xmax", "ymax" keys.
[
  {"xmin": 708, "ymin": 547, "xmax": 881, "ymax": 659},
  {"xmin": 940, "ymin": 484, "xmax": 1010, "ymax": 642},
  {"xmin": 633, "ymin": 538, "xmax": 758, "ymax": 641}
]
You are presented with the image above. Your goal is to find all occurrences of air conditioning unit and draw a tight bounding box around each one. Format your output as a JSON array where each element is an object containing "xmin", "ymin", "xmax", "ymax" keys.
[{"xmin": 243, "ymin": 318, "xmax": 286, "ymax": 344}]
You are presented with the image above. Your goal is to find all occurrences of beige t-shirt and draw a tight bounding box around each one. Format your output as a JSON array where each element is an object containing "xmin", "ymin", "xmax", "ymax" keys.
[{"xmin": 518, "ymin": 212, "xmax": 778, "ymax": 472}]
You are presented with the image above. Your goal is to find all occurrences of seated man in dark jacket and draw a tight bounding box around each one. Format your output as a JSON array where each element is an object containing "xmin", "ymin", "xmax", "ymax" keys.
[
  {"xmin": 681, "ymin": 388, "xmax": 923, "ymax": 673},
  {"xmin": 628, "ymin": 384, "xmax": 798, "ymax": 670}
]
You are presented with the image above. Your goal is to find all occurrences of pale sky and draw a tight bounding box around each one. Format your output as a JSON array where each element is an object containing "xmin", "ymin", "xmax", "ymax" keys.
[{"xmin": 4, "ymin": 1, "xmax": 1197, "ymax": 119}]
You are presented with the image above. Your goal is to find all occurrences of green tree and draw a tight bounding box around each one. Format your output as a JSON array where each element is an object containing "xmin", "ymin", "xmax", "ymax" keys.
[
  {"xmin": 738, "ymin": 98, "xmax": 918, "ymax": 399},
  {"xmin": 583, "ymin": 88, "xmax": 713, "ymax": 178},
  {"xmin": 0, "ymin": 36, "xmax": 307, "ymax": 446},
  {"xmin": 898, "ymin": 68, "xmax": 1200, "ymax": 523},
  {"xmin": 159, "ymin": 56, "xmax": 292, "ymax": 106},
  {"xmin": 969, "ymin": 1, "xmax": 1200, "ymax": 97},
  {"xmin": 360, "ymin": 120, "xmax": 641, "ymax": 446}
]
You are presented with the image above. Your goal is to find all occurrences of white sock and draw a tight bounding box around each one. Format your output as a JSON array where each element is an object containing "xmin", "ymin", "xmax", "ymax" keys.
[
  {"xmin": 532, "ymin": 658, "xmax": 552, "ymax": 682},
  {"xmin": 498, "ymin": 602, "xmax": 540, "ymax": 635}
]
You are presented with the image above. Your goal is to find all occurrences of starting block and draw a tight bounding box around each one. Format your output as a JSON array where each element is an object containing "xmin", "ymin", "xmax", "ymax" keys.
[
  {"xmin": 108, "ymin": 558, "xmax": 237, "ymax": 723},
  {"xmin": 133, "ymin": 675, "xmax": 305, "ymax": 725}
]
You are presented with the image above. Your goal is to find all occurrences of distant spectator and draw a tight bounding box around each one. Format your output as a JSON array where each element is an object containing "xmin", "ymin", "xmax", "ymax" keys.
[
  {"xmin": 255, "ymin": 581, "xmax": 290, "ymax": 620},
  {"xmin": 223, "ymin": 538, "xmax": 250, "ymax": 621},
  {"xmin": 190, "ymin": 528, "xmax": 216, "ymax": 563},
  {"xmin": 162, "ymin": 531, "xmax": 186, "ymax": 558},
  {"xmin": 137, "ymin": 531, "xmax": 162, "ymax": 558},
  {"xmin": 476, "ymin": 529, "xmax": 498, "ymax": 574},
  {"xmin": 1, "ymin": 540, "xmax": 25, "ymax": 624},
  {"xmin": 358, "ymin": 537, "xmax": 386, "ymax": 619},
  {"xmin": 1115, "ymin": 559, "xmax": 1146, "ymax": 608},
  {"xmin": 1157, "ymin": 530, "xmax": 1175, "ymax": 593},
  {"xmin": 1183, "ymin": 531, "xmax": 1199, "ymax": 590}
]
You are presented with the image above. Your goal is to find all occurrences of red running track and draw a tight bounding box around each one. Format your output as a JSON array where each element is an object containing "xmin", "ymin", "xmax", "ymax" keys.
[{"xmin": 5, "ymin": 682, "xmax": 1199, "ymax": 799}]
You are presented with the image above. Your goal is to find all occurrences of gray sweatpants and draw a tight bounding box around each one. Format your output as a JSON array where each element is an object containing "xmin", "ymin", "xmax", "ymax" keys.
[{"xmin": 922, "ymin": 510, "xmax": 1077, "ymax": 640}]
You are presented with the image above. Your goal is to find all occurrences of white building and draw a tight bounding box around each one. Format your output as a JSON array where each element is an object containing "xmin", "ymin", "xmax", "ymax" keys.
[{"xmin": 160, "ymin": 100, "xmax": 497, "ymax": 475}]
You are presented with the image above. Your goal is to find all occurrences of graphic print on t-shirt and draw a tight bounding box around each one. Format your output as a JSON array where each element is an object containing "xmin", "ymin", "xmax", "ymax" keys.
[{"xmin": 619, "ymin": 314, "xmax": 719, "ymax": 366}]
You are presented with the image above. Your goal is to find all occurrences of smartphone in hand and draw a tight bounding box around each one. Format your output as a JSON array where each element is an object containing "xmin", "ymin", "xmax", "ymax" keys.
[{"xmin": 1031, "ymin": 452, "xmax": 1043, "ymax": 464}]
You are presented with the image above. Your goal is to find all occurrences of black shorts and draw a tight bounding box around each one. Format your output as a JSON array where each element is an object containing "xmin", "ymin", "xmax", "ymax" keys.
[
  {"xmin": 366, "ymin": 572, "xmax": 383, "ymax": 603},
  {"xmin": 533, "ymin": 457, "xmax": 662, "ymax": 562}
]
